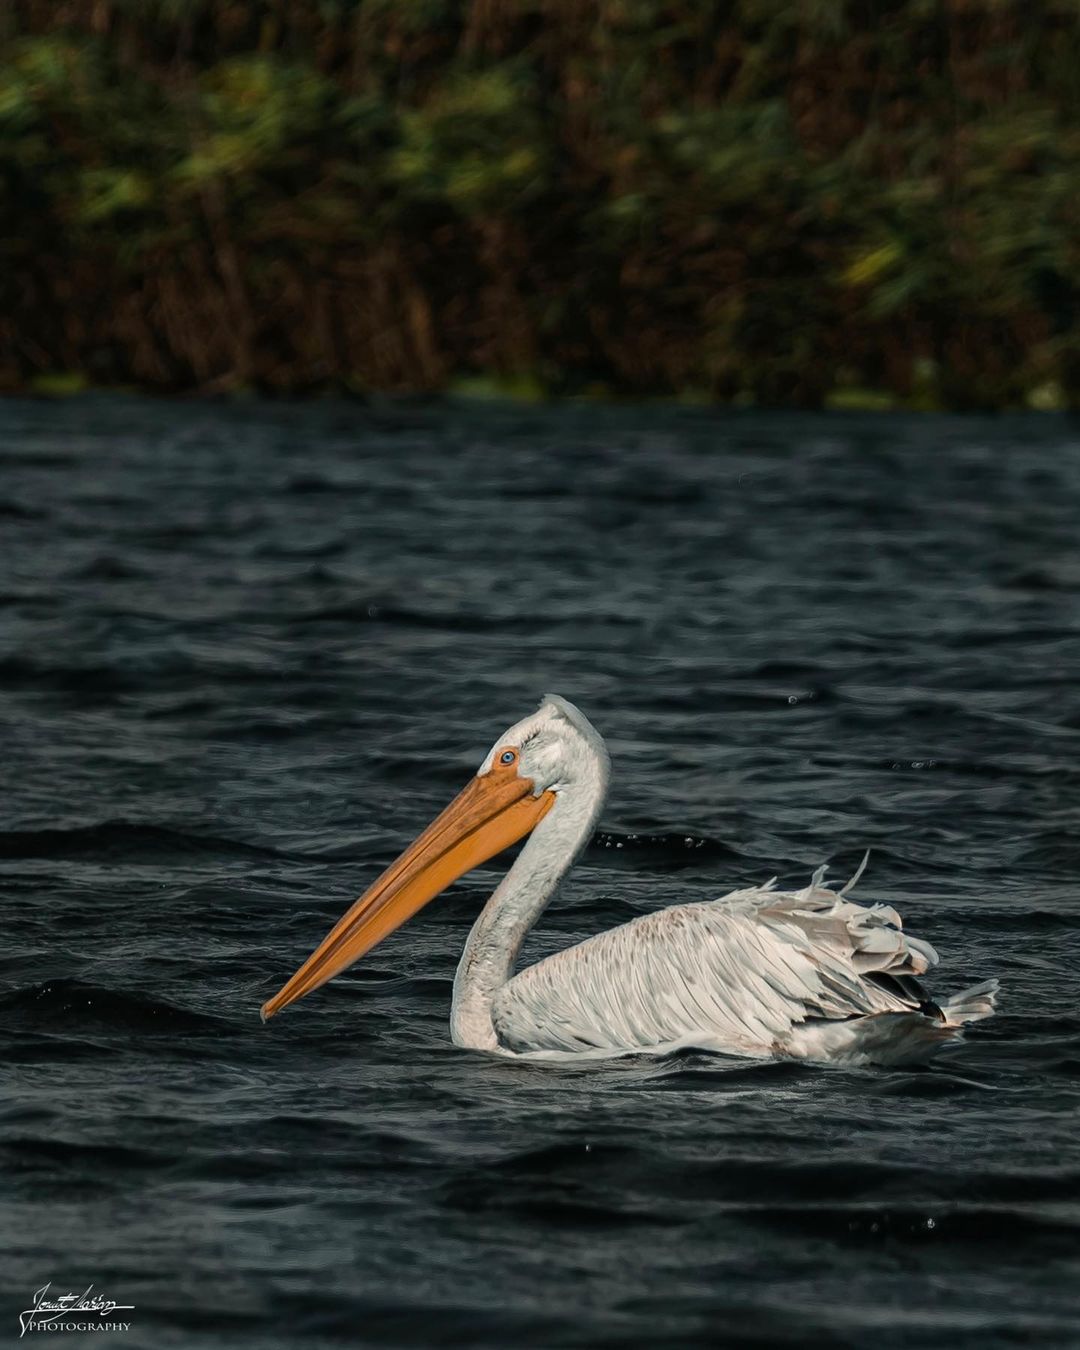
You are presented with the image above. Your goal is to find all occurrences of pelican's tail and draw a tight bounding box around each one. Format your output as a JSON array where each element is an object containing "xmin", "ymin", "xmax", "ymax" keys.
[
  {"xmin": 786, "ymin": 978, "xmax": 1000, "ymax": 1066},
  {"xmin": 940, "ymin": 978, "xmax": 999, "ymax": 1027}
]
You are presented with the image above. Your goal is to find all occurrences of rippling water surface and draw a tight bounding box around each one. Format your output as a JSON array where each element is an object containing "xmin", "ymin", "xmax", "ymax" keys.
[{"xmin": 3, "ymin": 398, "xmax": 1079, "ymax": 1348}]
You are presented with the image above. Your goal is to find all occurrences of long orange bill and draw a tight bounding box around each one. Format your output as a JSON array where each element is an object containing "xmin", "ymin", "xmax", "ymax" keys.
[{"xmin": 261, "ymin": 762, "xmax": 554, "ymax": 1020}]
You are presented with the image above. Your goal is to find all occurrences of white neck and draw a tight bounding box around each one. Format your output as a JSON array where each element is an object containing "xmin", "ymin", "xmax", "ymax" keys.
[{"xmin": 450, "ymin": 769, "xmax": 608, "ymax": 1050}]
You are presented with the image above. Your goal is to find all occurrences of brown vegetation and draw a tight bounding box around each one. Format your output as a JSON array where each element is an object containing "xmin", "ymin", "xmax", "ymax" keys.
[{"xmin": 2, "ymin": 1, "xmax": 1078, "ymax": 407}]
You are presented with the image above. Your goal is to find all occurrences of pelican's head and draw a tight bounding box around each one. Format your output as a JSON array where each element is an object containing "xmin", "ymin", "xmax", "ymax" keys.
[
  {"xmin": 478, "ymin": 693, "xmax": 609, "ymax": 797},
  {"xmin": 260, "ymin": 694, "xmax": 606, "ymax": 1021}
]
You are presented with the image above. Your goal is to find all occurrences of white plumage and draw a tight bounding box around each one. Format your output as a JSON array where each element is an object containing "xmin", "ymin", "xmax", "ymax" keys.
[
  {"xmin": 450, "ymin": 697, "xmax": 998, "ymax": 1065},
  {"xmin": 493, "ymin": 869, "xmax": 997, "ymax": 1064}
]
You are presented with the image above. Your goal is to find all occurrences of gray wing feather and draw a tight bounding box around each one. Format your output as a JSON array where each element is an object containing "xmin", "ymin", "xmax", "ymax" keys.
[{"xmin": 492, "ymin": 873, "xmax": 940, "ymax": 1055}]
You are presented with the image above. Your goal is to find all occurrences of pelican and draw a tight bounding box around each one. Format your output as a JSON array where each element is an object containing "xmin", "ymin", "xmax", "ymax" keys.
[{"xmin": 262, "ymin": 695, "xmax": 998, "ymax": 1064}]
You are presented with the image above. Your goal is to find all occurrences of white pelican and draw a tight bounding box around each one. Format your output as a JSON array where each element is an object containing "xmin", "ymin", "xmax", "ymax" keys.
[{"xmin": 262, "ymin": 695, "xmax": 998, "ymax": 1064}]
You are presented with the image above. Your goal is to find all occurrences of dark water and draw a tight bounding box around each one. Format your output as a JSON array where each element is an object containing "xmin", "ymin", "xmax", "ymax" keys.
[{"xmin": 3, "ymin": 397, "xmax": 1079, "ymax": 1349}]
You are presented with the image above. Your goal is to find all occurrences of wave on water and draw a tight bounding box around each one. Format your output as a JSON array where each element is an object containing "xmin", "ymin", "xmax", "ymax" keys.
[
  {"xmin": 0, "ymin": 979, "xmax": 230, "ymax": 1033},
  {"xmin": 0, "ymin": 823, "xmax": 287, "ymax": 862},
  {"xmin": 2, "ymin": 402, "xmax": 1078, "ymax": 1348}
]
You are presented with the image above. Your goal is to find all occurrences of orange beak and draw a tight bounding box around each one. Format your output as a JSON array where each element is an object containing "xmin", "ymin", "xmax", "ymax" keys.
[{"xmin": 261, "ymin": 760, "xmax": 554, "ymax": 1021}]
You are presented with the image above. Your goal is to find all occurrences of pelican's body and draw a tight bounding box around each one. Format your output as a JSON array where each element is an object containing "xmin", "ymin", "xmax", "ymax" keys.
[{"xmin": 264, "ymin": 696, "xmax": 997, "ymax": 1065}]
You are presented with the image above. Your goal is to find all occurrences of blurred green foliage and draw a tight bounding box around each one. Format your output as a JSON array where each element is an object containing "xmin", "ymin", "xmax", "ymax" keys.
[{"xmin": 1, "ymin": 0, "xmax": 1078, "ymax": 406}]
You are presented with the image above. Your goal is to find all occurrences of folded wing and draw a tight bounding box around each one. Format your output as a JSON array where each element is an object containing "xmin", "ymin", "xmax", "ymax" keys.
[{"xmin": 492, "ymin": 868, "xmax": 945, "ymax": 1056}]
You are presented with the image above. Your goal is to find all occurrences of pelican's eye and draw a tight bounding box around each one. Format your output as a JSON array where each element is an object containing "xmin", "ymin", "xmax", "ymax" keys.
[{"xmin": 499, "ymin": 749, "xmax": 517, "ymax": 766}]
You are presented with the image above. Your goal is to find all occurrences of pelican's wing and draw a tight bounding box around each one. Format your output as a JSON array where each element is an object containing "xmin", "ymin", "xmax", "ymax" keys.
[{"xmin": 492, "ymin": 869, "xmax": 944, "ymax": 1056}]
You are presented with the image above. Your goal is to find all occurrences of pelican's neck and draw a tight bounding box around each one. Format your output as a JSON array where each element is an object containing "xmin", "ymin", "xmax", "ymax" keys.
[{"xmin": 450, "ymin": 766, "xmax": 608, "ymax": 1050}]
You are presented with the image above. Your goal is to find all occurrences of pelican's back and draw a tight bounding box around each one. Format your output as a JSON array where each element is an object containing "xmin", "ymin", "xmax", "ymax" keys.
[{"xmin": 492, "ymin": 869, "xmax": 998, "ymax": 1063}]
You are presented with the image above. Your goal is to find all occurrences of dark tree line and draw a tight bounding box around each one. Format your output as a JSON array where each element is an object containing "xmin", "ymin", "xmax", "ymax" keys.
[{"xmin": 2, "ymin": 0, "xmax": 1078, "ymax": 407}]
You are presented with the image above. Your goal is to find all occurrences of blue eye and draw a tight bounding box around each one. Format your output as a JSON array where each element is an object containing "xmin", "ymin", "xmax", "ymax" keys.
[{"xmin": 500, "ymin": 750, "xmax": 517, "ymax": 765}]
